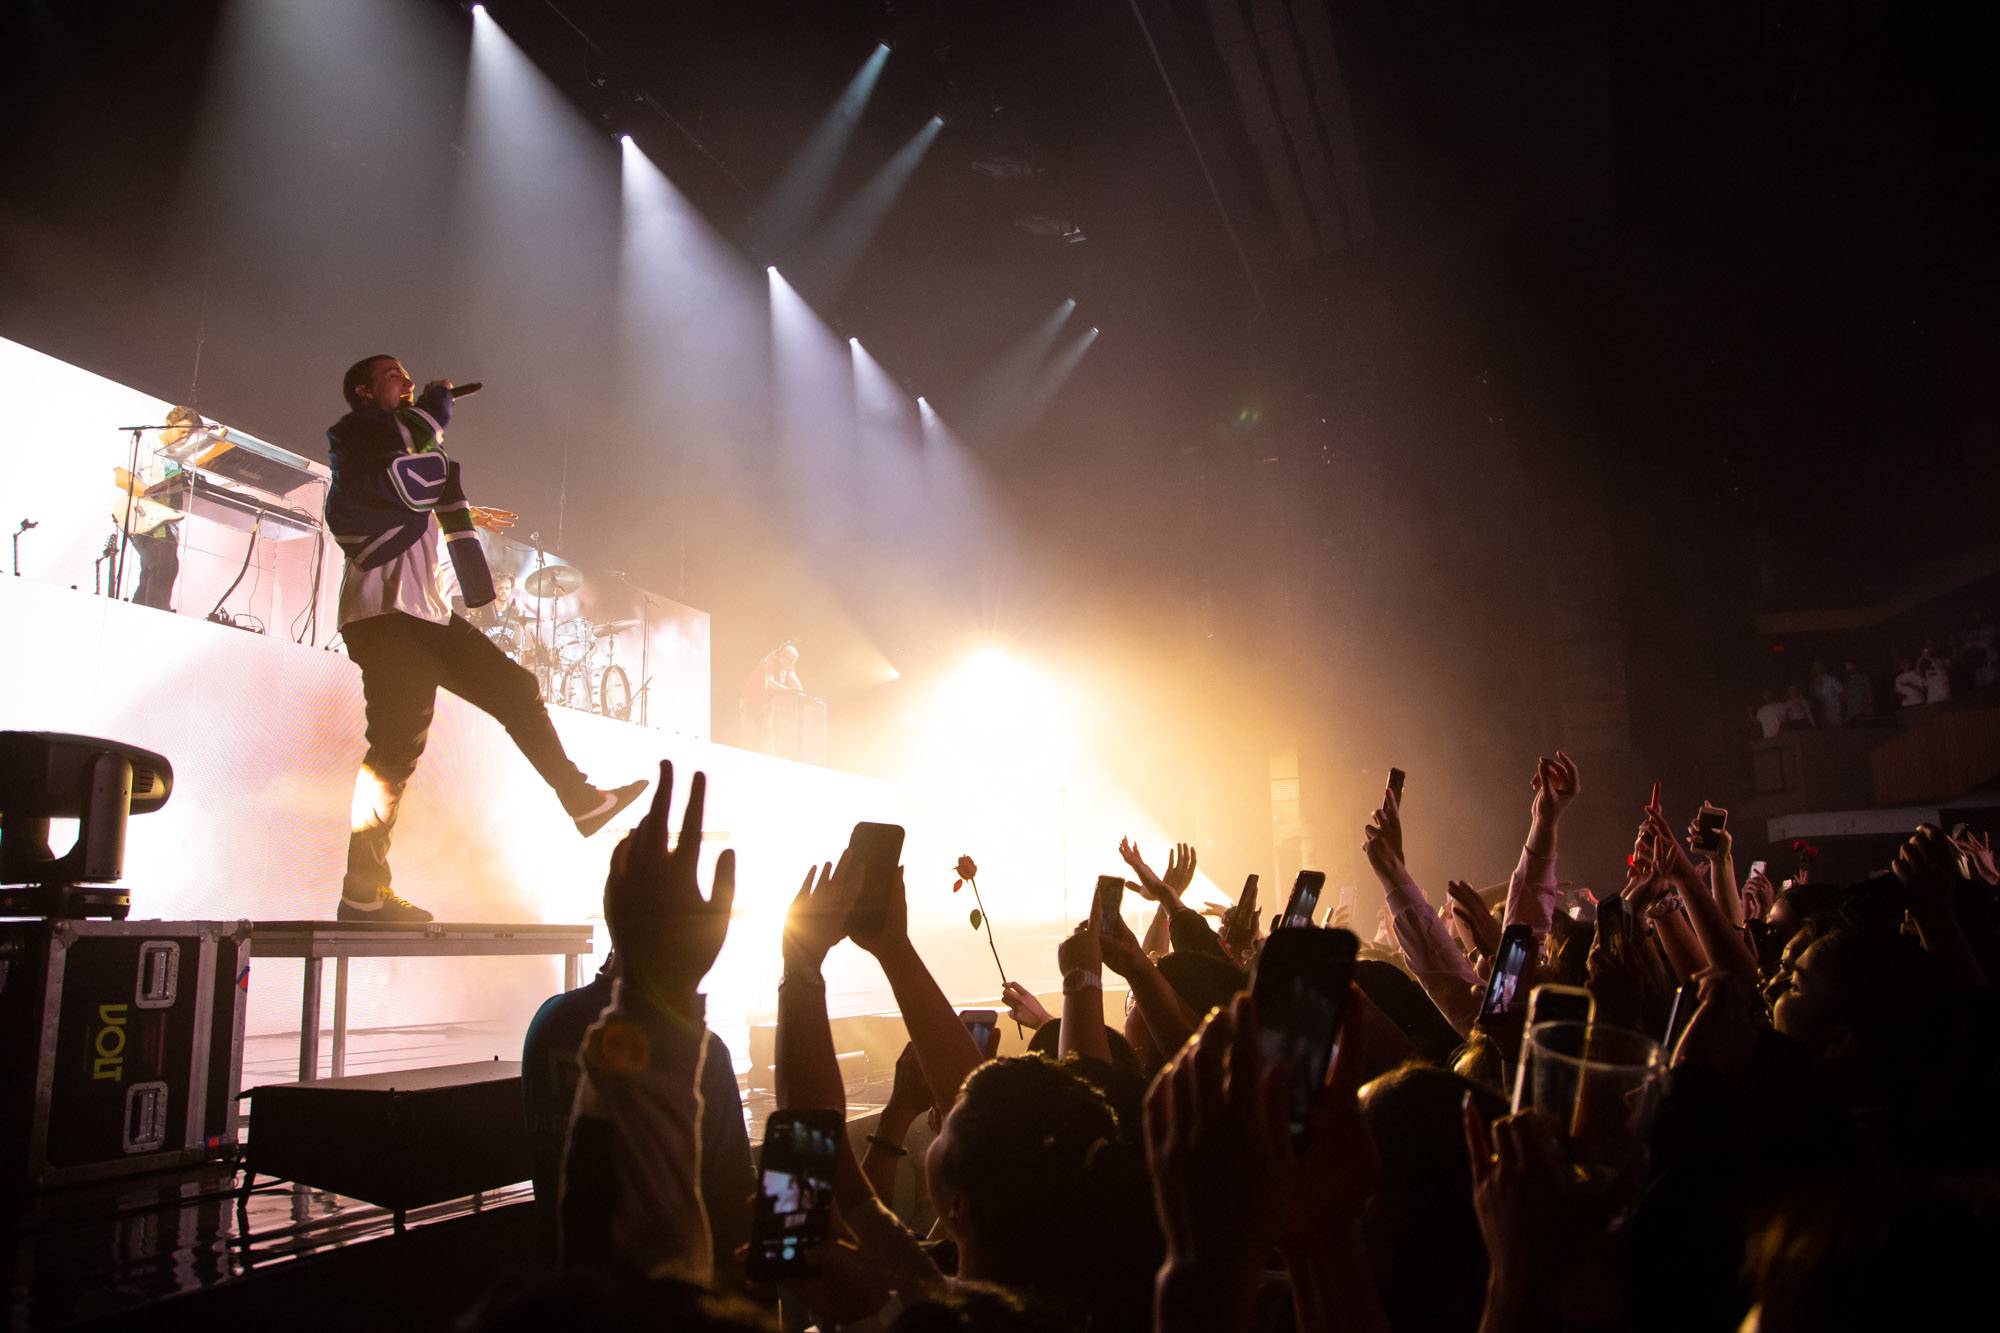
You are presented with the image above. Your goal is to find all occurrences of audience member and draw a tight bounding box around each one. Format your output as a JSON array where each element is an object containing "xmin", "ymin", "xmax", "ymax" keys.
[{"xmin": 491, "ymin": 726, "xmax": 1998, "ymax": 1333}]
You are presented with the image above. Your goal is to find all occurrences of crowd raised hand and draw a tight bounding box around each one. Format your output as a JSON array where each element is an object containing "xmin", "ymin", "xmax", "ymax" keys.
[{"xmin": 519, "ymin": 743, "xmax": 1999, "ymax": 1333}]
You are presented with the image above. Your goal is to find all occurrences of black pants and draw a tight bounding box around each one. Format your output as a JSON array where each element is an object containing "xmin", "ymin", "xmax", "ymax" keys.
[
  {"xmin": 132, "ymin": 525, "xmax": 179, "ymax": 611},
  {"xmin": 341, "ymin": 613, "xmax": 591, "ymax": 902}
]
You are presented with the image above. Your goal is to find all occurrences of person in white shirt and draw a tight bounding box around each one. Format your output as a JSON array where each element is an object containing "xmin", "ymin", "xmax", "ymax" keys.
[
  {"xmin": 1922, "ymin": 651, "xmax": 1951, "ymax": 704},
  {"xmin": 1754, "ymin": 690, "xmax": 1788, "ymax": 740},
  {"xmin": 1894, "ymin": 657, "xmax": 1926, "ymax": 708}
]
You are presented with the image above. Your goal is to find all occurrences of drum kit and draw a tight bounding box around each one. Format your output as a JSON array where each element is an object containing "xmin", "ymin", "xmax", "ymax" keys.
[{"xmin": 454, "ymin": 561, "xmax": 643, "ymax": 721}]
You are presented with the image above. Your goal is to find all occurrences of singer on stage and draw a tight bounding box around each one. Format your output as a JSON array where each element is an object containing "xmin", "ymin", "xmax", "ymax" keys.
[{"xmin": 325, "ymin": 355, "xmax": 646, "ymax": 922}]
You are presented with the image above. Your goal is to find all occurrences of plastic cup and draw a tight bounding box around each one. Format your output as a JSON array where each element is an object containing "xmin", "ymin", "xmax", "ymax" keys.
[{"xmin": 1521, "ymin": 1020, "xmax": 1665, "ymax": 1174}]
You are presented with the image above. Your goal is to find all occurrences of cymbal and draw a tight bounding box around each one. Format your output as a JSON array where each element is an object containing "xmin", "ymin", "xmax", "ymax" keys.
[
  {"xmin": 523, "ymin": 565, "xmax": 584, "ymax": 598},
  {"xmin": 593, "ymin": 618, "xmax": 643, "ymax": 638}
]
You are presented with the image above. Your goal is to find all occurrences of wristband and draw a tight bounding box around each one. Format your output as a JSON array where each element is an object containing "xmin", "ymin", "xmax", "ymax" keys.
[
  {"xmin": 865, "ymin": 1134, "xmax": 908, "ymax": 1157},
  {"xmin": 1063, "ymin": 968, "xmax": 1102, "ymax": 992}
]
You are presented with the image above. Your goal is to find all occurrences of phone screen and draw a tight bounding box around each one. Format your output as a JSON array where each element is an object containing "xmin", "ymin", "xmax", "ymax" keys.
[
  {"xmin": 1388, "ymin": 767, "xmax": 1406, "ymax": 804},
  {"xmin": 844, "ymin": 822, "xmax": 906, "ymax": 937},
  {"xmin": 748, "ymin": 1110, "xmax": 841, "ymax": 1279},
  {"xmin": 960, "ymin": 1009, "xmax": 1000, "ymax": 1058},
  {"xmin": 1251, "ymin": 927, "xmax": 1359, "ymax": 1147},
  {"xmin": 1281, "ymin": 871, "xmax": 1326, "ymax": 929},
  {"xmin": 1094, "ymin": 874, "xmax": 1125, "ymax": 927},
  {"xmin": 1479, "ymin": 926, "xmax": 1535, "ymax": 1022},
  {"xmin": 1692, "ymin": 804, "xmax": 1728, "ymax": 851}
]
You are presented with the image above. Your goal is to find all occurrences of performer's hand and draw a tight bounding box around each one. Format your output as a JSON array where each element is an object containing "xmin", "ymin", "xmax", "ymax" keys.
[
  {"xmin": 423, "ymin": 378, "xmax": 454, "ymax": 397},
  {"xmin": 471, "ymin": 506, "xmax": 517, "ymax": 531}
]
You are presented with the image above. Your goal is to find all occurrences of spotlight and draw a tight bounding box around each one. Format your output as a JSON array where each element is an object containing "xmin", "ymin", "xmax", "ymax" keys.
[
  {"xmin": 619, "ymin": 132, "xmax": 633, "ymax": 146},
  {"xmin": 850, "ymin": 336, "xmax": 860, "ymax": 346},
  {"xmin": 1064, "ymin": 297, "xmax": 1077, "ymax": 308},
  {"xmin": 468, "ymin": 2, "xmax": 484, "ymax": 11},
  {"xmin": 1090, "ymin": 327, "xmax": 1100, "ymax": 335},
  {"xmin": 767, "ymin": 264, "xmax": 778, "ymax": 274}
]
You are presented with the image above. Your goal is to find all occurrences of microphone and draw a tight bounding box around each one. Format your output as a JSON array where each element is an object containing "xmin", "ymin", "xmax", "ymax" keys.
[
  {"xmin": 448, "ymin": 381, "xmax": 484, "ymax": 399},
  {"xmin": 17, "ymin": 519, "xmax": 37, "ymax": 532}
]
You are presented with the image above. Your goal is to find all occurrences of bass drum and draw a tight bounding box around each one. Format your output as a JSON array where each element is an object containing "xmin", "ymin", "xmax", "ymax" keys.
[
  {"xmin": 555, "ymin": 664, "xmax": 593, "ymax": 713},
  {"xmin": 599, "ymin": 665, "xmax": 633, "ymax": 721}
]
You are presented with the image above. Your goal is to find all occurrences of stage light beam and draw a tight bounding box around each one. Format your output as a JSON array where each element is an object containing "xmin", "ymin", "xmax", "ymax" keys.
[
  {"xmin": 793, "ymin": 115, "xmax": 944, "ymax": 299},
  {"xmin": 756, "ymin": 43, "xmax": 891, "ymax": 256},
  {"xmin": 1016, "ymin": 324, "xmax": 1101, "ymax": 432}
]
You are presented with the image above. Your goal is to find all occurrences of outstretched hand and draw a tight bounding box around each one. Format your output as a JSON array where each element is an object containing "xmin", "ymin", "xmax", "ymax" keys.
[
  {"xmin": 1147, "ymin": 995, "xmax": 1376, "ymax": 1271},
  {"xmin": 1642, "ymin": 808, "xmax": 1705, "ymax": 892},
  {"xmin": 1000, "ymin": 979, "xmax": 1054, "ymax": 1030},
  {"xmin": 1447, "ymin": 879, "xmax": 1502, "ymax": 961},
  {"xmin": 1118, "ymin": 837, "xmax": 1178, "ymax": 903},
  {"xmin": 1530, "ymin": 751, "xmax": 1581, "ymax": 826},
  {"xmin": 604, "ymin": 761, "xmax": 735, "ymax": 1009},
  {"xmin": 1097, "ymin": 898, "xmax": 1150, "ymax": 979},
  {"xmin": 783, "ymin": 851, "xmax": 864, "ymax": 974},
  {"xmin": 1949, "ymin": 827, "xmax": 1999, "ymax": 887},
  {"xmin": 1893, "ymin": 823, "xmax": 1965, "ymax": 920},
  {"xmin": 1372, "ymin": 785, "xmax": 1405, "ymax": 861},
  {"xmin": 470, "ymin": 505, "xmax": 517, "ymax": 531},
  {"xmin": 847, "ymin": 866, "xmax": 910, "ymax": 959},
  {"xmin": 1164, "ymin": 842, "xmax": 1198, "ymax": 895}
]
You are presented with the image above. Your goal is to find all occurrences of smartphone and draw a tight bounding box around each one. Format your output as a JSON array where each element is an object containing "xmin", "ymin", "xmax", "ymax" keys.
[
  {"xmin": 1478, "ymin": 924, "xmax": 1536, "ymax": 1024},
  {"xmin": 1526, "ymin": 982, "xmax": 1594, "ymax": 1029},
  {"xmin": 747, "ymin": 1108, "xmax": 842, "ymax": 1280},
  {"xmin": 1223, "ymin": 874, "xmax": 1259, "ymax": 952},
  {"xmin": 844, "ymin": 822, "xmax": 906, "ymax": 938},
  {"xmin": 1596, "ymin": 897, "xmax": 1631, "ymax": 961},
  {"xmin": 1387, "ymin": 767, "xmax": 1406, "ymax": 805},
  {"xmin": 1511, "ymin": 983, "xmax": 1595, "ymax": 1111},
  {"xmin": 1280, "ymin": 870, "xmax": 1326, "ymax": 929},
  {"xmin": 1691, "ymin": 803, "xmax": 1728, "ymax": 853},
  {"xmin": 1250, "ymin": 927, "xmax": 1360, "ymax": 1147},
  {"xmin": 1662, "ymin": 979, "xmax": 1699, "ymax": 1053},
  {"xmin": 959, "ymin": 1008, "xmax": 1000, "ymax": 1059},
  {"xmin": 1093, "ymin": 874, "xmax": 1125, "ymax": 928},
  {"xmin": 1747, "ymin": 859, "xmax": 1767, "ymax": 880}
]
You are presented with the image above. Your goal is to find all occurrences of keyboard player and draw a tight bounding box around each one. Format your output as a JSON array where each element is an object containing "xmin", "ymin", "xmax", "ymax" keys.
[{"xmin": 108, "ymin": 404, "xmax": 209, "ymax": 611}]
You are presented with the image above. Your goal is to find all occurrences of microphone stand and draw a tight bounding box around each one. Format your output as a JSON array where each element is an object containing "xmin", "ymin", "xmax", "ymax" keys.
[
  {"xmin": 12, "ymin": 519, "xmax": 35, "ymax": 577},
  {"xmin": 110, "ymin": 425, "xmax": 148, "ymax": 600}
]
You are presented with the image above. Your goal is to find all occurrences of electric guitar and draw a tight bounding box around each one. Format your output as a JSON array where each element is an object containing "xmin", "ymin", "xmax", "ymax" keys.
[{"xmin": 110, "ymin": 466, "xmax": 182, "ymax": 536}]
